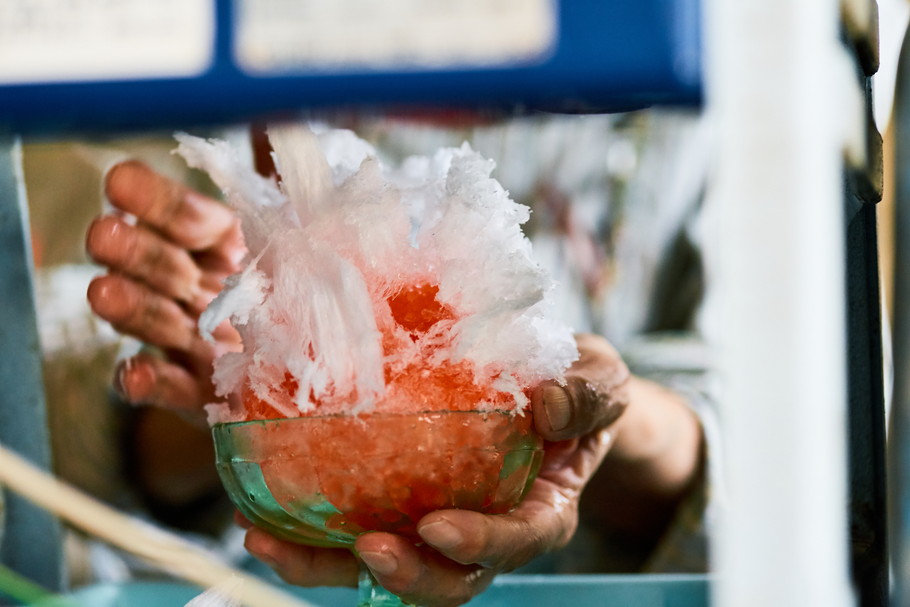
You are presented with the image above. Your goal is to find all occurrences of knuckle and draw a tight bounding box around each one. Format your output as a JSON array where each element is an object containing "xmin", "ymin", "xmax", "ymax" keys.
[
  {"xmin": 156, "ymin": 181, "xmax": 189, "ymax": 227},
  {"xmin": 130, "ymin": 288, "xmax": 158, "ymax": 330},
  {"xmin": 549, "ymin": 502, "xmax": 578, "ymax": 551},
  {"xmin": 139, "ymin": 234, "xmax": 167, "ymax": 275},
  {"xmin": 455, "ymin": 515, "xmax": 497, "ymax": 565},
  {"xmin": 274, "ymin": 565, "xmax": 315, "ymax": 587},
  {"xmin": 380, "ymin": 568, "xmax": 423, "ymax": 598},
  {"xmin": 476, "ymin": 519, "xmax": 535, "ymax": 571},
  {"xmin": 122, "ymin": 233, "xmax": 152, "ymax": 274},
  {"xmin": 442, "ymin": 569, "xmax": 494, "ymax": 607},
  {"xmin": 546, "ymin": 484, "xmax": 580, "ymax": 548},
  {"xmin": 529, "ymin": 524, "xmax": 554, "ymax": 556},
  {"xmin": 84, "ymin": 216, "xmax": 107, "ymax": 258},
  {"xmin": 566, "ymin": 371, "xmax": 627, "ymax": 433},
  {"xmin": 503, "ymin": 528, "xmax": 547, "ymax": 571}
]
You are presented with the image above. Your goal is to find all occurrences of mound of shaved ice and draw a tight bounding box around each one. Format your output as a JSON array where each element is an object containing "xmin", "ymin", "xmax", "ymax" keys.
[{"xmin": 174, "ymin": 123, "xmax": 578, "ymax": 424}]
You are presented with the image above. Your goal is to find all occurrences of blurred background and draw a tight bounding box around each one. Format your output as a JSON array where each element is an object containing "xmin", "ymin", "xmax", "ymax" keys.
[{"xmin": 0, "ymin": 0, "xmax": 902, "ymax": 605}]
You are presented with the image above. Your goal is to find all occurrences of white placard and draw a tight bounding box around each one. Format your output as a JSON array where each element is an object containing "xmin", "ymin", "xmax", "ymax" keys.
[
  {"xmin": 235, "ymin": 0, "xmax": 557, "ymax": 74},
  {"xmin": 0, "ymin": 0, "xmax": 214, "ymax": 84}
]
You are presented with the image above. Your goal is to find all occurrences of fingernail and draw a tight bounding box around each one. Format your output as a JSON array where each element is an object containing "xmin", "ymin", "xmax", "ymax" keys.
[
  {"xmin": 542, "ymin": 385, "xmax": 571, "ymax": 432},
  {"xmin": 418, "ymin": 519, "xmax": 464, "ymax": 551},
  {"xmin": 359, "ymin": 550, "xmax": 399, "ymax": 576},
  {"xmin": 114, "ymin": 359, "xmax": 139, "ymax": 401},
  {"xmin": 114, "ymin": 363, "xmax": 128, "ymax": 397}
]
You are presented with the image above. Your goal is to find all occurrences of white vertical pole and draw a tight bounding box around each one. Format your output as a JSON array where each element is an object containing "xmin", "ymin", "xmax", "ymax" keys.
[{"xmin": 705, "ymin": 0, "xmax": 854, "ymax": 605}]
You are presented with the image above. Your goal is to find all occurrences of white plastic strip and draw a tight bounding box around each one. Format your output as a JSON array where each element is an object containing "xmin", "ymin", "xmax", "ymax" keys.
[
  {"xmin": 0, "ymin": 0, "xmax": 214, "ymax": 84},
  {"xmin": 705, "ymin": 0, "xmax": 854, "ymax": 605},
  {"xmin": 235, "ymin": 0, "xmax": 557, "ymax": 73}
]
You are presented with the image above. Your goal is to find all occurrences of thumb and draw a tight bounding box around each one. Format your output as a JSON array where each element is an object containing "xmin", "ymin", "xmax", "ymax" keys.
[{"xmin": 533, "ymin": 374, "xmax": 629, "ymax": 442}]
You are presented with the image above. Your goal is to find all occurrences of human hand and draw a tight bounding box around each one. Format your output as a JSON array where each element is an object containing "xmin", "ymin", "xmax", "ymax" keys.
[
  {"xmin": 84, "ymin": 159, "xmax": 700, "ymax": 602},
  {"xmin": 86, "ymin": 160, "xmax": 245, "ymax": 420},
  {"xmin": 242, "ymin": 332, "xmax": 632, "ymax": 607}
]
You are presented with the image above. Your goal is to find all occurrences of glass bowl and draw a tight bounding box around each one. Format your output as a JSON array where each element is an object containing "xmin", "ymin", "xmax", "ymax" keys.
[{"xmin": 213, "ymin": 410, "xmax": 544, "ymax": 606}]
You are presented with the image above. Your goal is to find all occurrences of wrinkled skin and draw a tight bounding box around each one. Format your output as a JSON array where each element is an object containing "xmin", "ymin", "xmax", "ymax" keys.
[{"xmin": 87, "ymin": 161, "xmax": 702, "ymax": 607}]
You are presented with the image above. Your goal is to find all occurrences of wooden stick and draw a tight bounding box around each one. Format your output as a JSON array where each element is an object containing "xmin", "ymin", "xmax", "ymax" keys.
[{"xmin": 0, "ymin": 443, "xmax": 315, "ymax": 607}]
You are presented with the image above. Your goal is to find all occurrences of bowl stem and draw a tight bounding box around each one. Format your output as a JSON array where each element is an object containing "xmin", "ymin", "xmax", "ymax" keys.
[{"xmin": 357, "ymin": 560, "xmax": 415, "ymax": 607}]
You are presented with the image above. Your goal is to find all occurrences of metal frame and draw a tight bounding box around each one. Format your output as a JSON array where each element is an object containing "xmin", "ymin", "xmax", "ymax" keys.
[
  {"xmin": 0, "ymin": 138, "xmax": 65, "ymax": 595},
  {"xmin": 888, "ymin": 17, "xmax": 910, "ymax": 607}
]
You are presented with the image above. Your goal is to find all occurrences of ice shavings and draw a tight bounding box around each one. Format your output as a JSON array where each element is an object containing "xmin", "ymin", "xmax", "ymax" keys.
[
  {"xmin": 198, "ymin": 256, "xmax": 269, "ymax": 342},
  {"xmin": 176, "ymin": 123, "xmax": 577, "ymax": 421}
]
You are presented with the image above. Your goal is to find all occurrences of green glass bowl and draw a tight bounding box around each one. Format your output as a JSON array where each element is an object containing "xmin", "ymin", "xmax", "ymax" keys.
[{"xmin": 212, "ymin": 410, "xmax": 544, "ymax": 548}]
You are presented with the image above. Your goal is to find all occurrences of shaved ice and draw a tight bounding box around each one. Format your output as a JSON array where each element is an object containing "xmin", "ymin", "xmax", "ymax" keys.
[{"xmin": 174, "ymin": 123, "xmax": 578, "ymax": 424}]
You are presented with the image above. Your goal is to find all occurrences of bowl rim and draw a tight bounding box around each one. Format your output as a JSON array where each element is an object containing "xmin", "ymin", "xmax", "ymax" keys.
[{"xmin": 211, "ymin": 408, "xmax": 526, "ymax": 429}]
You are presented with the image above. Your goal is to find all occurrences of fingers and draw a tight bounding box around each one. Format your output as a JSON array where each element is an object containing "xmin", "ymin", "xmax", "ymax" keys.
[
  {"xmin": 87, "ymin": 161, "xmax": 243, "ymax": 418},
  {"xmin": 415, "ymin": 472, "xmax": 583, "ymax": 572},
  {"xmin": 90, "ymin": 161, "xmax": 245, "ymax": 314},
  {"xmin": 88, "ymin": 274, "xmax": 207, "ymax": 354},
  {"xmin": 532, "ymin": 333, "xmax": 630, "ymax": 442},
  {"xmin": 241, "ymin": 445, "xmax": 603, "ymax": 607},
  {"xmin": 352, "ymin": 452, "xmax": 606, "ymax": 607},
  {"xmin": 354, "ymin": 475, "xmax": 586, "ymax": 607},
  {"xmin": 86, "ymin": 215, "xmax": 214, "ymax": 312},
  {"xmin": 417, "ymin": 512, "xmax": 544, "ymax": 573},
  {"xmin": 534, "ymin": 376, "xmax": 627, "ymax": 442},
  {"xmin": 114, "ymin": 353, "xmax": 214, "ymax": 413},
  {"xmin": 356, "ymin": 533, "xmax": 495, "ymax": 607},
  {"xmin": 244, "ymin": 527, "xmax": 360, "ymax": 588},
  {"xmin": 104, "ymin": 160, "xmax": 240, "ymax": 253}
]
